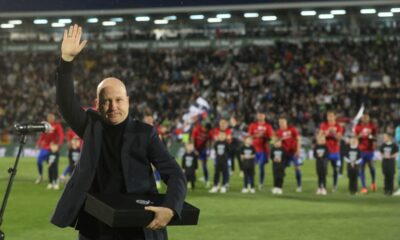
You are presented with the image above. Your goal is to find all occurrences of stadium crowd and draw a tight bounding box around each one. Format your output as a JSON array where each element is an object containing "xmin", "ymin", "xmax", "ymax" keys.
[{"xmin": 1, "ymin": 39, "xmax": 400, "ymax": 142}]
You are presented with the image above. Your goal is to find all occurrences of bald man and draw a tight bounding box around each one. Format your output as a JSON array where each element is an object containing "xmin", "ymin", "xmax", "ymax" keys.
[{"xmin": 51, "ymin": 24, "xmax": 186, "ymax": 240}]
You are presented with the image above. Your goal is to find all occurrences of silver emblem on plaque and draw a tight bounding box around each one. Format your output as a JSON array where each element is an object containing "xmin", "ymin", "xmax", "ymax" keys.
[{"xmin": 136, "ymin": 199, "xmax": 154, "ymax": 205}]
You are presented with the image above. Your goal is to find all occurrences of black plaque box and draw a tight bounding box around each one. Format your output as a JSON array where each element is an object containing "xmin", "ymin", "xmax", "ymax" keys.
[{"xmin": 84, "ymin": 193, "xmax": 200, "ymax": 227}]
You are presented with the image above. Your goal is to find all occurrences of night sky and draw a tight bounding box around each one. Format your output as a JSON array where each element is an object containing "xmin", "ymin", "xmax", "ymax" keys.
[{"xmin": 0, "ymin": 0, "xmax": 351, "ymax": 12}]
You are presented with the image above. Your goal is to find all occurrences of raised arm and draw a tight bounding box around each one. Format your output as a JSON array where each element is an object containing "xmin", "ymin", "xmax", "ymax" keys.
[{"xmin": 56, "ymin": 24, "xmax": 89, "ymax": 137}]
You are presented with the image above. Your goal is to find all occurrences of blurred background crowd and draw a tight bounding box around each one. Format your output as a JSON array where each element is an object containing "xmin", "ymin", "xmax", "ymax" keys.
[{"xmin": 1, "ymin": 38, "xmax": 400, "ymax": 144}]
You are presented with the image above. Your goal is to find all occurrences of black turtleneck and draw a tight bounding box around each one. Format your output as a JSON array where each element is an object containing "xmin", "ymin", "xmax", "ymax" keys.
[{"xmin": 90, "ymin": 117, "xmax": 128, "ymax": 194}]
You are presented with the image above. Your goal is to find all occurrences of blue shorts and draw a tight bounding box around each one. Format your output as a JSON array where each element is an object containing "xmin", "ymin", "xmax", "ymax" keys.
[
  {"xmin": 255, "ymin": 152, "xmax": 268, "ymax": 165},
  {"xmin": 198, "ymin": 148, "xmax": 208, "ymax": 161},
  {"xmin": 360, "ymin": 151, "xmax": 374, "ymax": 165},
  {"xmin": 328, "ymin": 153, "xmax": 341, "ymax": 167},
  {"xmin": 286, "ymin": 154, "xmax": 302, "ymax": 167},
  {"xmin": 37, "ymin": 149, "xmax": 50, "ymax": 162}
]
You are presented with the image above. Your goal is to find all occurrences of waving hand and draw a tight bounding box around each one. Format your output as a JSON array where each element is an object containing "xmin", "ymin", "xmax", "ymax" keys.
[{"xmin": 61, "ymin": 24, "xmax": 87, "ymax": 62}]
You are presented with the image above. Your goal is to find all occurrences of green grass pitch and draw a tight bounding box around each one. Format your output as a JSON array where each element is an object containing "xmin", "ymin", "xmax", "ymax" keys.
[{"xmin": 0, "ymin": 156, "xmax": 398, "ymax": 240}]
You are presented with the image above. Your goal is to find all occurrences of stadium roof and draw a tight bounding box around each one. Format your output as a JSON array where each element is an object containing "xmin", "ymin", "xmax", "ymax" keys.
[{"xmin": 0, "ymin": 0, "xmax": 398, "ymax": 16}]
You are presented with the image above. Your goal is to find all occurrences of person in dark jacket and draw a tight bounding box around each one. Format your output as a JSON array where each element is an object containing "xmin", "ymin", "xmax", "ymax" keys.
[
  {"xmin": 380, "ymin": 133, "xmax": 398, "ymax": 196},
  {"xmin": 181, "ymin": 143, "xmax": 198, "ymax": 190},
  {"xmin": 344, "ymin": 136, "xmax": 362, "ymax": 195},
  {"xmin": 51, "ymin": 24, "xmax": 186, "ymax": 240}
]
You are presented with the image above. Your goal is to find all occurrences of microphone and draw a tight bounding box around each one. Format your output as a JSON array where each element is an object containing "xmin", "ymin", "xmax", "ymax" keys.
[{"xmin": 14, "ymin": 122, "xmax": 52, "ymax": 134}]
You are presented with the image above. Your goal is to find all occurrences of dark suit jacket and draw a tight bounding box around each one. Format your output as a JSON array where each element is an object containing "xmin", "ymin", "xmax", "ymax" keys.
[{"xmin": 51, "ymin": 60, "xmax": 187, "ymax": 240}]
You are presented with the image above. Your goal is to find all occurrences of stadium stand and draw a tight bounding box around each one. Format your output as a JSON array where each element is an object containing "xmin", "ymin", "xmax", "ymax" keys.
[{"xmin": 0, "ymin": 39, "xmax": 399, "ymax": 141}]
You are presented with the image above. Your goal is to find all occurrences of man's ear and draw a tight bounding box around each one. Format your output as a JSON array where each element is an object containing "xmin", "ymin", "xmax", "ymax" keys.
[{"xmin": 95, "ymin": 98, "xmax": 99, "ymax": 110}]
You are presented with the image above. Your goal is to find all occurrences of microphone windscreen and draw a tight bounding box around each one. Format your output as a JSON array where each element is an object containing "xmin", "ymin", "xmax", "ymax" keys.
[{"xmin": 41, "ymin": 121, "xmax": 52, "ymax": 133}]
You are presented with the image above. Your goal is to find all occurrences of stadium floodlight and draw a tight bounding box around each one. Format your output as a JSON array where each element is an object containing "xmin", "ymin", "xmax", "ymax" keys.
[
  {"xmin": 51, "ymin": 22, "xmax": 65, "ymax": 28},
  {"xmin": 154, "ymin": 19, "xmax": 168, "ymax": 25},
  {"xmin": 331, "ymin": 10, "xmax": 346, "ymax": 15},
  {"xmin": 216, "ymin": 13, "xmax": 231, "ymax": 19},
  {"xmin": 110, "ymin": 17, "xmax": 124, "ymax": 22},
  {"xmin": 301, "ymin": 10, "xmax": 317, "ymax": 16},
  {"xmin": 244, "ymin": 13, "xmax": 259, "ymax": 18},
  {"xmin": 190, "ymin": 15, "xmax": 204, "ymax": 20},
  {"xmin": 135, "ymin": 16, "xmax": 150, "ymax": 22},
  {"xmin": 262, "ymin": 15, "xmax": 277, "ymax": 21},
  {"xmin": 0, "ymin": 24, "xmax": 14, "ymax": 29},
  {"xmin": 164, "ymin": 15, "xmax": 177, "ymax": 20},
  {"xmin": 318, "ymin": 14, "xmax": 334, "ymax": 19},
  {"xmin": 87, "ymin": 18, "xmax": 99, "ymax": 23},
  {"xmin": 378, "ymin": 12, "xmax": 394, "ymax": 17},
  {"xmin": 102, "ymin": 21, "xmax": 116, "ymax": 26},
  {"xmin": 390, "ymin": 8, "xmax": 400, "ymax": 13},
  {"xmin": 360, "ymin": 9, "xmax": 376, "ymax": 14},
  {"xmin": 58, "ymin": 18, "xmax": 72, "ymax": 24},
  {"xmin": 8, "ymin": 20, "xmax": 22, "ymax": 25},
  {"xmin": 33, "ymin": 19, "xmax": 48, "ymax": 24},
  {"xmin": 207, "ymin": 18, "xmax": 222, "ymax": 23}
]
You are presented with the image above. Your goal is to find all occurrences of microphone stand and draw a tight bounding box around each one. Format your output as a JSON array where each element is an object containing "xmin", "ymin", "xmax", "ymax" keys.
[{"xmin": 0, "ymin": 134, "xmax": 27, "ymax": 240}]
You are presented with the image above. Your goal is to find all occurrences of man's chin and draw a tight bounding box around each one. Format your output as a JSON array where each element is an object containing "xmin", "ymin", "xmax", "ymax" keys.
[
  {"xmin": 106, "ymin": 115, "xmax": 128, "ymax": 125},
  {"xmin": 108, "ymin": 119, "xmax": 121, "ymax": 125}
]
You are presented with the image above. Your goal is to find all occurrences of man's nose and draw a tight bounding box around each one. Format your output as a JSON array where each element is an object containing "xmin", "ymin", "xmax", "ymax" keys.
[{"xmin": 109, "ymin": 101, "xmax": 117, "ymax": 110}]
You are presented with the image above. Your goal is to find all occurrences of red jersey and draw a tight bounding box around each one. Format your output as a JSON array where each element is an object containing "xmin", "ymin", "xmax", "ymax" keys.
[
  {"xmin": 354, "ymin": 123, "xmax": 377, "ymax": 152},
  {"xmin": 66, "ymin": 129, "xmax": 79, "ymax": 141},
  {"xmin": 319, "ymin": 122, "xmax": 343, "ymax": 153},
  {"xmin": 66, "ymin": 128, "xmax": 83, "ymax": 148},
  {"xmin": 248, "ymin": 121, "xmax": 274, "ymax": 153},
  {"xmin": 276, "ymin": 126, "xmax": 299, "ymax": 155},
  {"xmin": 36, "ymin": 122, "xmax": 64, "ymax": 150},
  {"xmin": 191, "ymin": 123, "xmax": 212, "ymax": 150},
  {"xmin": 212, "ymin": 127, "xmax": 232, "ymax": 143}
]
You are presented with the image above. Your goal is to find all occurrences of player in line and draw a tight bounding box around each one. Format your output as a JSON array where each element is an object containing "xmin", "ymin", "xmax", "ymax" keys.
[
  {"xmin": 314, "ymin": 134, "xmax": 329, "ymax": 195},
  {"xmin": 239, "ymin": 136, "xmax": 256, "ymax": 193},
  {"xmin": 191, "ymin": 119, "xmax": 212, "ymax": 188},
  {"xmin": 248, "ymin": 110, "xmax": 274, "ymax": 190},
  {"xmin": 209, "ymin": 132, "xmax": 230, "ymax": 193},
  {"xmin": 354, "ymin": 113, "xmax": 378, "ymax": 194},
  {"xmin": 181, "ymin": 143, "xmax": 198, "ymax": 191},
  {"xmin": 276, "ymin": 116, "xmax": 302, "ymax": 192},
  {"xmin": 211, "ymin": 119, "xmax": 233, "ymax": 186},
  {"xmin": 35, "ymin": 113, "xmax": 64, "ymax": 184},
  {"xmin": 60, "ymin": 128, "xmax": 82, "ymax": 183},
  {"xmin": 343, "ymin": 136, "xmax": 362, "ymax": 195},
  {"xmin": 380, "ymin": 133, "xmax": 398, "ymax": 196},
  {"xmin": 271, "ymin": 140, "xmax": 286, "ymax": 195},
  {"xmin": 319, "ymin": 111, "xmax": 343, "ymax": 192}
]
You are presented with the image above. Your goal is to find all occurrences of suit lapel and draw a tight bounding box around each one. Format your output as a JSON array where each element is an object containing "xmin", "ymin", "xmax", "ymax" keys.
[
  {"xmin": 92, "ymin": 120, "xmax": 103, "ymax": 169},
  {"xmin": 121, "ymin": 116, "xmax": 139, "ymax": 185}
]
